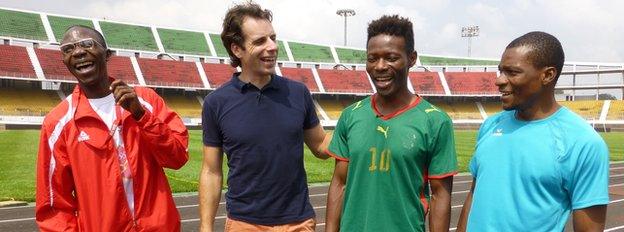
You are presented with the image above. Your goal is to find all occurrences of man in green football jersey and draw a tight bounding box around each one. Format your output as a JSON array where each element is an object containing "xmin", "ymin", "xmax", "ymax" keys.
[{"xmin": 325, "ymin": 15, "xmax": 457, "ymax": 232}]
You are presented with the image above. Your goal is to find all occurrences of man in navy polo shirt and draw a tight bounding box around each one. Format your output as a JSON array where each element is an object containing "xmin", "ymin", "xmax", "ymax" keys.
[{"xmin": 198, "ymin": 2, "xmax": 330, "ymax": 231}]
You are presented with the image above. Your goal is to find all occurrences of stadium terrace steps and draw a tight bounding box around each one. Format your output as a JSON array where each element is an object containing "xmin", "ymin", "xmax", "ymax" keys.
[
  {"xmin": 201, "ymin": 63, "xmax": 235, "ymax": 88},
  {"xmin": 431, "ymin": 101, "xmax": 482, "ymax": 120},
  {"xmin": 276, "ymin": 41, "xmax": 289, "ymax": 61},
  {"xmin": 607, "ymin": 100, "xmax": 624, "ymax": 120},
  {"xmin": 99, "ymin": 21, "xmax": 159, "ymax": 51},
  {"xmin": 162, "ymin": 93, "xmax": 202, "ymax": 118},
  {"xmin": 335, "ymin": 47, "xmax": 366, "ymax": 64},
  {"xmin": 0, "ymin": 45, "xmax": 36, "ymax": 78},
  {"xmin": 34, "ymin": 48, "xmax": 73, "ymax": 81},
  {"xmin": 408, "ymin": 72, "xmax": 445, "ymax": 95},
  {"xmin": 47, "ymin": 15, "xmax": 94, "ymax": 42},
  {"xmin": 317, "ymin": 99, "xmax": 344, "ymax": 120},
  {"xmin": 107, "ymin": 56, "xmax": 139, "ymax": 84},
  {"xmin": 480, "ymin": 101, "xmax": 503, "ymax": 116},
  {"xmin": 0, "ymin": 87, "xmax": 60, "ymax": 116},
  {"xmin": 137, "ymin": 58, "xmax": 203, "ymax": 88},
  {"xmin": 0, "ymin": 8, "xmax": 47, "ymax": 41},
  {"xmin": 559, "ymin": 100, "xmax": 604, "ymax": 120},
  {"xmin": 157, "ymin": 28, "xmax": 210, "ymax": 56},
  {"xmin": 444, "ymin": 72, "xmax": 498, "ymax": 95},
  {"xmin": 280, "ymin": 67, "xmax": 319, "ymax": 92},
  {"xmin": 316, "ymin": 69, "xmax": 372, "ymax": 93},
  {"xmin": 208, "ymin": 33, "xmax": 228, "ymax": 58},
  {"xmin": 419, "ymin": 55, "xmax": 499, "ymax": 66},
  {"xmin": 288, "ymin": 42, "xmax": 334, "ymax": 63}
]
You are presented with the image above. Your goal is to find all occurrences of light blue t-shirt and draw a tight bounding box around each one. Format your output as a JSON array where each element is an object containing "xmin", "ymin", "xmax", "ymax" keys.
[{"xmin": 467, "ymin": 107, "xmax": 610, "ymax": 232}]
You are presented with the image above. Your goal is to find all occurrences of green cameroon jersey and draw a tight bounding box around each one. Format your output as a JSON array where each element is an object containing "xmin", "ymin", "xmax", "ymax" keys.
[{"xmin": 328, "ymin": 95, "xmax": 457, "ymax": 232}]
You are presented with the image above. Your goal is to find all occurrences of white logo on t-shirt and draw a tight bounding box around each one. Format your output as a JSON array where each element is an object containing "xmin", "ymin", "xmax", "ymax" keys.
[
  {"xmin": 493, "ymin": 128, "xmax": 503, "ymax": 136},
  {"xmin": 78, "ymin": 130, "xmax": 90, "ymax": 142}
]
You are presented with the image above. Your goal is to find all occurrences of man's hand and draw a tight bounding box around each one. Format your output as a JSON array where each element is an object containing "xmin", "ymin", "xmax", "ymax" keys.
[{"xmin": 110, "ymin": 80, "xmax": 145, "ymax": 120}]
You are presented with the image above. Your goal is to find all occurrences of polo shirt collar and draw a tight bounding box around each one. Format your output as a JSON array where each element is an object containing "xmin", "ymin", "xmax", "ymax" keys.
[{"xmin": 231, "ymin": 72, "xmax": 281, "ymax": 93}]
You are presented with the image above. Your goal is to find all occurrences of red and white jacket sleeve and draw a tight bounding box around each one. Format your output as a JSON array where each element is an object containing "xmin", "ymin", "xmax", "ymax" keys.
[
  {"xmin": 135, "ymin": 88, "xmax": 189, "ymax": 170},
  {"xmin": 35, "ymin": 122, "xmax": 78, "ymax": 232}
]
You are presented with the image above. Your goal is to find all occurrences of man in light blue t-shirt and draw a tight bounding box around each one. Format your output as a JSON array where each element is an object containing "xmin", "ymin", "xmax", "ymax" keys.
[{"xmin": 456, "ymin": 32, "xmax": 610, "ymax": 232}]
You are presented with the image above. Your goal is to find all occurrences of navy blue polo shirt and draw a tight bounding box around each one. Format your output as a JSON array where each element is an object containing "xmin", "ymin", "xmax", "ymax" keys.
[{"xmin": 202, "ymin": 73, "xmax": 319, "ymax": 225}]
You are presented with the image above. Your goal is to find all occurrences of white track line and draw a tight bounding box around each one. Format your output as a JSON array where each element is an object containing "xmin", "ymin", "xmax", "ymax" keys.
[{"xmin": 605, "ymin": 225, "xmax": 624, "ymax": 232}]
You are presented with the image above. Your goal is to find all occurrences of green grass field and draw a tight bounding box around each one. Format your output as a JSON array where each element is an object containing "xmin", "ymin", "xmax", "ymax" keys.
[{"xmin": 1, "ymin": 130, "xmax": 622, "ymax": 202}]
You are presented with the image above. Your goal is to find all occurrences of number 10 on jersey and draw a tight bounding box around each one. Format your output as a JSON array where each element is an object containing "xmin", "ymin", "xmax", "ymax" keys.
[{"xmin": 369, "ymin": 147, "xmax": 391, "ymax": 172}]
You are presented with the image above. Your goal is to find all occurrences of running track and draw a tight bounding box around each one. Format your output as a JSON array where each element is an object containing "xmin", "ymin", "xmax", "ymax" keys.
[{"xmin": 2, "ymin": 162, "xmax": 623, "ymax": 231}]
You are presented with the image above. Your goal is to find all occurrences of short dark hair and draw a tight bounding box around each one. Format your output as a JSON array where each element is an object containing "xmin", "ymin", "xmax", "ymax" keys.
[
  {"xmin": 64, "ymin": 25, "xmax": 108, "ymax": 49},
  {"xmin": 221, "ymin": 2, "xmax": 272, "ymax": 68},
  {"xmin": 367, "ymin": 15, "xmax": 414, "ymax": 54},
  {"xmin": 506, "ymin": 31, "xmax": 565, "ymax": 80}
]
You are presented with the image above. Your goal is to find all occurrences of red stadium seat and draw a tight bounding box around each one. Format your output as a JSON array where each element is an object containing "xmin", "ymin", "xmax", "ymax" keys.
[
  {"xmin": 138, "ymin": 58, "xmax": 203, "ymax": 88},
  {"xmin": 0, "ymin": 45, "xmax": 36, "ymax": 79},
  {"xmin": 408, "ymin": 72, "xmax": 445, "ymax": 95},
  {"xmin": 444, "ymin": 72, "xmax": 497, "ymax": 94},
  {"xmin": 201, "ymin": 63, "xmax": 235, "ymax": 88},
  {"xmin": 280, "ymin": 67, "xmax": 319, "ymax": 92},
  {"xmin": 316, "ymin": 69, "xmax": 372, "ymax": 93}
]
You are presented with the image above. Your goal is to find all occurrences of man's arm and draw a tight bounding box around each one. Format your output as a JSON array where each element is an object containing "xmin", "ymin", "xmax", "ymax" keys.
[
  {"xmin": 199, "ymin": 146, "xmax": 224, "ymax": 232},
  {"xmin": 36, "ymin": 124, "xmax": 78, "ymax": 231},
  {"xmin": 429, "ymin": 176, "xmax": 453, "ymax": 232},
  {"xmin": 456, "ymin": 179, "xmax": 476, "ymax": 232},
  {"xmin": 325, "ymin": 160, "xmax": 348, "ymax": 232},
  {"xmin": 572, "ymin": 205, "xmax": 606, "ymax": 232},
  {"xmin": 304, "ymin": 124, "xmax": 331, "ymax": 159},
  {"xmin": 111, "ymin": 80, "xmax": 189, "ymax": 169}
]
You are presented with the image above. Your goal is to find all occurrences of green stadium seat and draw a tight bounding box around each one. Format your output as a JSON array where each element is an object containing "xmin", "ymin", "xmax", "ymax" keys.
[
  {"xmin": 157, "ymin": 28, "xmax": 210, "ymax": 55},
  {"xmin": 289, "ymin": 42, "xmax": 334, "ymax": 63},
  {"xmin": 0, "ymin": 8, "xmax": 47, "ymax": 41},
  {"xmin": 48, "ymin": 15, "xmax": 94, "ymax": 42},
  {"xmin": 420, "ymin": 55, "xmax": 498, "ymax": 66},
  {"xmin": 208, "ymin": 33, "xmax": 228, "ymax": 57},
  {"xmin": 335, "ymin": 47, "xmax": 366, "ymax": 64},
  {"xmin": 99, "ymin": 21, "xmax": 159, "ymax": 51}
]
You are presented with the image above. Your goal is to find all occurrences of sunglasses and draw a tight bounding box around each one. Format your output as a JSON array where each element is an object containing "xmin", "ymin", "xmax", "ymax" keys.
[{"xmin": 60, "ymin": 38, "xmax": 104, "ymax": 54}]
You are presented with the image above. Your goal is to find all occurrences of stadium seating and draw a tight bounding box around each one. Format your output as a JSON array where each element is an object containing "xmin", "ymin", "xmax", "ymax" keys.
[
  {"xmin": 316, "ymin": 69, "xmax": 372, "ymax": 93},
  {"xmin": 99, "ymin": 21, "xmax": 159, "ymax": 51},
  {"xmin": 137, "ymin": 58, "xmax": 203, "ymax": 87},
  {"xmin": 35, "ymin": 48, "xmax": 73, "ymax": 80},
  {"xmin": 0, "ymin": 8, "xmax": 47, "ymax": 41},
  {"xmin": 480, "ymin": 101, "xmax": 503, "ymax": 116},
  {"xmin": 607, "ymin": 100, "xmax": 624, "ymax": 120},
  {"xmin": 47, "ymin": 15, "xmax": 94, "ymax": 42},
  {"xmin": 335, "ymin": 47, "xmax": 366, "ymax": 64},
  {"xmin": 279, "ymin": 67, "xmax": 319, "ymax": 92},
  {"xmin": 431, "ymin": 101, "xmax": 482, "ymax": 119},
  {"xmin": 157, "ymin": 28, "xmax": 210, "ymax": 55},
  {"xmin": 444, "ymin": 72, "xmax": 498, "ymax": 94},
  {"xmin": 559, "ymin": 100, "xmax": 603, "ymax": 120},
  {"xmin": 107, "ymin": 56, "xmax": 139, "ymax": 84},
  {"xmin": 0, "ymin": 45, "xmax": 36, "ymax": 79},
  {"xmin": 161, "ymin": 93, "xmax": 202, "ymax": 118},
  {"xmin": 408, "ymin": 72, "xmax": 445, "ymax": 95},
  {"xmin": 289, "ymin": 42, "xmax": 334, "ymax": 63},
  {"xmin": 202, "ymin": 63, "xmax": 235, "ymax": 88},
  {"xmin": 0, "ymin": 87, "xmax": 60, "ymax": 116},
  {"xmin": 276, "ymin": 40, "xmax": 289, "ymax": 61},
  {"xmin": 317, "ymin": 99, "xmax": 343, "ymax": 120},
  {"xmin": 419, "ymin": 55, "xmax": 499, "ymax": 66},
  {"xmin": 208, "ymin": 33, "xmax": 228, "ymax": 57}
]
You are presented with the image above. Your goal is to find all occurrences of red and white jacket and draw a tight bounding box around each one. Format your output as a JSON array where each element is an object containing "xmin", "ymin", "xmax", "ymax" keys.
[{"xmin": 36, "ymin": 83, "xmax": 189, "ymax": 231}]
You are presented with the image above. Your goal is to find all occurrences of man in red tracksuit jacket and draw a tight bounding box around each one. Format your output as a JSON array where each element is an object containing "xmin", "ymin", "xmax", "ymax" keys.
[{"xmin": 35, "ymin": 25, "xmax": 189, "ymax": 231}]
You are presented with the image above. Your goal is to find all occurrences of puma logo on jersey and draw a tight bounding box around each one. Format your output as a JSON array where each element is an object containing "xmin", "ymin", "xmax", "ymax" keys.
[
  {"xmin": 425, "ymin": 106, "xmax": 440, "ymax": 113},
  {"xmin": 376, "ymin": 126, "xmax": 389, "ymax": 139},
  {"xmin": 352, "ymin": 101, "xmax": 363, "ymax": 111},
  {"xmin": 78, "ymin": 130, "xmax": 90, "ymax": 142}
]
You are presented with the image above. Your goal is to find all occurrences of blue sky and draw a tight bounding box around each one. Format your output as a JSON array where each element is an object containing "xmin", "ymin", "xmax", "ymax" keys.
[{"xmin": 2, "ymin": 0, "xmax": 623, "ymax": 63}]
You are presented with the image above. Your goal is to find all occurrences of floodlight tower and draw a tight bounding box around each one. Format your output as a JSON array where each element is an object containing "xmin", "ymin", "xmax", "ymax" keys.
[
  {"xmin": 336, "ymin": 9, "xmax": 356, "ymax": 46},
  {"xmin": 461, "ymin": 25, "xmax": 480, "ymax": 57}
]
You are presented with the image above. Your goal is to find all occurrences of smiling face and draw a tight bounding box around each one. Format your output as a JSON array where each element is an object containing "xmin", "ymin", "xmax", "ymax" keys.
[
  {"xmin": 232, "ymin": 17, "xmax": 278, "ymax": 79},
  {"xmin": 366, "ymin": 34, "xmax": 416, "ymax": 98},
  {"xmin": 496, "ymin": 45, "xmax": 548, "ymax": 111},
  {"xmin": 61, "ymin": 27, "xmax": 110, "ymax": 89}
]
